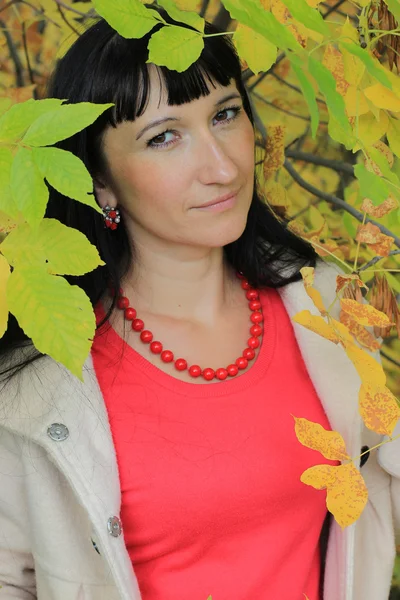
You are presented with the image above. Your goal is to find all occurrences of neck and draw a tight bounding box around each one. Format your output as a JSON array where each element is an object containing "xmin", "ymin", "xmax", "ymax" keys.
[{"xmin": 119, "ymin": 247, "xmax": 241, "ymax": 326}]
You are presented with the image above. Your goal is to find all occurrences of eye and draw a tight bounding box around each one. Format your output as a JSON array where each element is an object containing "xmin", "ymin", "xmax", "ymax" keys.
[
  {"xmin": 147, "ymin": 130, "xmax": 176, "ymax": 149},
  {"xmin": 213, "ymin": 105, "xmax": 242, "ymax": 124}
]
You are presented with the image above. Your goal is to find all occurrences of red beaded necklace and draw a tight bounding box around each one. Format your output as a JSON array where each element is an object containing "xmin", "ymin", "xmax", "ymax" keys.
[{"xmin": 114, "ymin": 272, "xmax": 263, "ymax": 382}]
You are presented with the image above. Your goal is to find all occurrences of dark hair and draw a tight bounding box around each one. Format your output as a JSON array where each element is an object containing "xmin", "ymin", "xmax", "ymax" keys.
[{"xmin": 0, "ymin": 5, "xmax": 322, "ymax": 382}]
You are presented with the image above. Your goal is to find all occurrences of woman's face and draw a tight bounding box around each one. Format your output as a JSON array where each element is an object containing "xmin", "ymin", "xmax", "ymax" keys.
[{"xmin": 96, "ymin": 67, "xmax": 255, "ymax": 253}]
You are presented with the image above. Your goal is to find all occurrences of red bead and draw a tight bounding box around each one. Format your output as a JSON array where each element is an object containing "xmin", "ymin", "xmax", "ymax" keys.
[
  {"xmin": 161, "ymin": 350, "xmax": 174, "ymax": 363},
  {"xmin": 236, "ymin": 272, "xmax": 245, "ymax": 279},
  {"xmin": 132, "ymin": 318, "xmax": 144, "ymax": 331},
  {"xmin": 235, "ymin": 357, "xmax": 248, "ymax": 370},
  {"xmin": 189, "ymin": 365, "xmax": 202, "ymax": 377},
  {"xmin": 216, "ymin": 368, "xmax": 228, "ymax": 380},
  {"xmin": 110, "ymin": 222, "xmax": 118, "ymax": 230},
  {"xmin": 203, "ymin": 368, "xmax": 215, "ymax": 381},
  {"xmin": 140, "ymin": 330, "xmax": 153, "ymax": 343},
  {"xmin": 250, "ymin": 311, "xmax": 263, "ymax": 323},
  {"xmin": 227, "ymin": 364, "xmax": 239, "ymax": 376},
  {"xmin": 105, "ymin": 220, "xmax": 112, "ymax": 228},
  {"xmin": 248, "ymin": 336, "xmax": 260, "ymax": 349},
  {"xmin": 117, "ymin": 296, "xmax": 129, "ymax": 309},
  {"xmin": 175, "ymin": 358, "xmax": 187, "ymax": 371},
  {"xmin": 150, "ymin": 341, "xmax": 163, "ymax": 354},
  {"xmin": 246, "ymin": 289, "xmax": 259, "ymax": 301},
  {"xmin": 124, "ymin": 307, "xmax": 137, "ymax": 320},
  {"xmin": 250, "ymin": 324, "xmax": 262, "ymax": 337},
  {"xmin": 249, "ymin": 300, "xmax": 261, "ymax": 311},
  {"xmin": 243, "ymin": 348, "xmax": 255, "ymax": 360},
  {"xmin": 241, "ymin": 279, "xmax": 251, "ymax": 290},
  {"xmin": 109, "ymin": 210, "xmax": 117, "ymax": 219}
]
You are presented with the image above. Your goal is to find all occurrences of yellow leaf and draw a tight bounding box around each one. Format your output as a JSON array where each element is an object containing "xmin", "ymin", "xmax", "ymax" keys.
[
  {"xmin": 234, "ymin": 24, "xmax": 277, "ymax": 75},
  {"xmin": 0, "ymin": 254, "xmax": 10, "ymax": 337},
  {"xmin": 341, "ymin": 47, "xmax": 365, "ymax": 87},
  {"xmin": 352, "ymin": 111, "xmax": 389, "ymax": 149},
  {"xmin": 341, "ymin": 298, "xmax": 394, "ymax": 328},
  {"xmin": 336, "ymin": 274, "xmax": 368, "ymax": 294},
  {"xmin": 342, "ymin": 339, "xmax": 387, "ymax": 387},
  {"xmin": 322, "ymin": 44, "xmax": 349, "ymax": 96},
  {"xmin": 264, "ymin": 179, "xmax": 289, "ymax": 209},
  {"xmin": 364, "ymin": 83, "xmax": 400, "ymax": 112},
  {"xmin": 299, "ymin": 266, "xmax": 328, "ymax": 315},
  {"xmin": 344, "ymin": 86, "xmax": 370, "ymax": 117},
  {"xmin": 329, "ymin": 317, "xmax": 356, "ymax": 344},
  {"xmin": 387, "ymin": 117, "xmax": 400, "ymax": 158},
  {"xmin": 263, "ymin": 123, "xmax": 286, "ymax": 177},
  {"xmin": 339, "ymin": 311, "xmax": 382, "ymax": 353},
  {"xmin": 359, "ymin": 384, "xmax": 400, "ymax": 436},
  {"xmin": 293, "ymin": 310, "xmax": 340, "ymax": 342},
  {"xmin": 301, "ymin": 462, "xmax": 368, "ymax": 528},
  {"xmin": 293, "ymin": 416, "xmax": 350, "ymax": 460}
]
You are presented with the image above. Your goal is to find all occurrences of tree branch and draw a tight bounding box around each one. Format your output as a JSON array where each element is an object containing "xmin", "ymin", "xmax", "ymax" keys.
[
  {"xmin": 359, "ymin": 250, "xmax": 400, "ymax": 272},
  {"xmin": 252, "ymin": 90, "xmax": 328, "ymax": 124},
  {"xmin": 21, "ymin": 20, "xmax": 36, "ymax": 96},
  {"xmin": 0, "ymin": 0, "xmax": 18, "ymax": 16},
  {"xmin": 283, "ymin": 159, "xmax": 400, "ymax": 249},
  {"xmin": 56, "ymin": 2, "xmax": 80, "ymax": 36},
  {"xmin": 322, "ymin": 0, "xmax": 348, "ymax": 19},
  {"xmin": 269, "ymin": 71, "xmax": 326, "ymax": 105},
  {"xmin": 0, "ymin": 18, "xmax": 24, "ymax": 87},
  {"xmin": 380, "ymin": 349, "xmax": 400, "ymax": 369},
  {"xmin": 285, "ymin": 149, "xmax": 355, "ymax": 175},
  {"xmin": 199, "ymin": 0, "xmax": 210, "ymax": 18}
]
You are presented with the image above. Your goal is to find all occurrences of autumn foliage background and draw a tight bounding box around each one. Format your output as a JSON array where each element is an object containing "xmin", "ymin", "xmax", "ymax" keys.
[{"xmin": 0, "ymin": 0, "xmax": 400, "ymax": 594}]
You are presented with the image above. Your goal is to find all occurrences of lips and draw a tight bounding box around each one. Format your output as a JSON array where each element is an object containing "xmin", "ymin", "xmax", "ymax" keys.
[{"xmin": 197, "ymin": 189, "xmax": 239, "ymax": 209}]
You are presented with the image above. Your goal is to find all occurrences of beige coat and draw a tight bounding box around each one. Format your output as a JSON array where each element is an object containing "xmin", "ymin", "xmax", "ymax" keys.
[{"xmin": 0, "ymin": 260, "xmax": 399, "ymax": 600}]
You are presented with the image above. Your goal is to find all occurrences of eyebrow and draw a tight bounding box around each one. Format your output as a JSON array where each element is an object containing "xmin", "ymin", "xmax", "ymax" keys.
[{"xmin": 135, "ymin": 92, "xmax": 242, "ymax": 140}]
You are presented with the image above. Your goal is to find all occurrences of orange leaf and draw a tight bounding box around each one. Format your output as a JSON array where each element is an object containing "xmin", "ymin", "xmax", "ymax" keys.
[
  {"xmin": 369, "ymin": 235, "xmax": 395, "ymax": 257},
  {"xmin": 336, "ymin": 274, "xmax": 369, "ymax": 293},
  {"xmin": 263, "ymin": 123, "xmax": 286, "ymax": 178},
  {"xmin": 359, "ymin": 384, "xmax": 400, "ymax": 436},
  {"xmin": 360, "ymin": 196, "xmax": 398, "ymax": 218},
  {"xmin": 342, "ymin": 339, "xmax": 387, "ymax": 388},
  {"xmin": 356, "ymin": 222, "xmax": 381, "ymax": 244},
  {"xmin": 322, "ymin": 44, "xmax": 349, "ymax": 96},
  {"xmin": 293, "ymin": 310, "xmax": 340, "ymax": 342},
  {"xmin": 340, "ymin": 298, "xmax": 394, "ymax": 328},
  {"xmin": 292, "ymin": 416, "xmax": 350, "ymax": 460},
  {"xmin": 339, "ymin": 310, "xmax": 382, "ymax": 352},
  {"xmin": 301, "ymin": 463, "xmax": 368, "ymax": 528}
]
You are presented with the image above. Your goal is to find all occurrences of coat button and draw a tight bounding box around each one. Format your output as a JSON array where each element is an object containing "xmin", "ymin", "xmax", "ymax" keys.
[
  {"xmin": 47, "ymin": 423, "xmax": 69, "ymax": 441},
  {"xmin": 107, "ymin": 516, "xmax": 122, "ymax": 537}
]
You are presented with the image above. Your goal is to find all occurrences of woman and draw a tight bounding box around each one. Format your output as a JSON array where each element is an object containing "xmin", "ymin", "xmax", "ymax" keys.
[{"xmin": 0, "ymin": 6, "xmax": 398, "ymax": 600}]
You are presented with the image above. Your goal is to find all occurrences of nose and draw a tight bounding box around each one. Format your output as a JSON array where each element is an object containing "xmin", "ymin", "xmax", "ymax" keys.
[{"xmin": 195, "ymin": 131, "xmax": 239, "ymax": 186}]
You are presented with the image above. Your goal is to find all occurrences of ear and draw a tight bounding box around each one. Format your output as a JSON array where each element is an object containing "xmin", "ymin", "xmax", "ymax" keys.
[{"xmin": 93, "ymin": 178, "xmax": 119, "ymax": 210}]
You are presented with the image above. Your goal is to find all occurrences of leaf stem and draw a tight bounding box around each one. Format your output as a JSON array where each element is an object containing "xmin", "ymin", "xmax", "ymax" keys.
[
  {"xmin": 352, "ymin": 432, "xmax": 400, "ymax": 464},
  {"xmin": 202, "ymin": 31, "xmax": 234, "ymax": 38}
]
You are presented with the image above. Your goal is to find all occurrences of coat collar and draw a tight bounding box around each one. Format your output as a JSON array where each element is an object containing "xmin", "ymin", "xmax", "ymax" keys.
[{"xmin": 0, "ymin": 260, "xmax": 371, "ymax": 600}]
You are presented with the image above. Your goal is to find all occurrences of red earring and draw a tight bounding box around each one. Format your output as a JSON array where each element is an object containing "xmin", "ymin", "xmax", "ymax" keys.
[{"xmin": 102, "ymin": 205, "xmax": 121, "ymax": 230}]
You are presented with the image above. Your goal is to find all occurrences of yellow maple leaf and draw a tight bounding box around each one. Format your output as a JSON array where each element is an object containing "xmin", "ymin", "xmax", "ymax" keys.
[
  {"xmin": 359, "ymin": 384, "xmax": 400, "ymax": 436},
  {"xmin": 0, "ymin": 254, "xmax": 10, "ymax": 338},
  {"xmin": 301, "ymin": 462, "xmax": 368, "ymax": 528},
  {"xmin": 293, "ymin": 416, "xmax": 350, "ymax": 460},
  {"xmin": 341, "ymin": 298, "xmax": 395, "ymax": 328}
]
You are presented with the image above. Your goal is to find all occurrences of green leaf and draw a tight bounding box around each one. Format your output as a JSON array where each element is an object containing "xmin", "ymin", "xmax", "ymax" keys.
[
  {"xmin": 157, "ymin": 0, "xmax": 204, "ymax": 32},
  {"xmin": 0, "ymin": 148, "xmax": 19, "ymax": 220},
  {"xmin": 0, "ymin": 97, "xmax": 12, "ymax": 116},
  {"xmin": 289, "ymin": 54, "xmax": 319, "ymax": 139},
  {"xmin": 1, "ymin": 219, "xmax": 105, "ymax": 276},
  {"xmin": 32, "ymin": 147, "xmax": 102, "ymax": 214},
  {"xmin": 342, "ymin": 211, "xmax": 357, "ymax": 238},
  {"xmin": 10, "ymin": 147, "xmax": 49, "ymax": 228},
  {"xmin": 0, "ymin": 254, "xmax": 10, "ymax": 338},
  {"xmin": 339, "ymin": 42, "xmax": 392, "ymax": 90},
  {"xmin": 383, "ymin": 0, "xmax": 400, "ymax": 22},
  {"xmin": 0, "ymin": 98, "xmax": 65, "ymax": 143},
  {"xmin": 387, "ymin": 117, "xmax": 400, "ymax": 159},
  {"xmin": 366, "ymin": 146, "xmax": 399, "ymax": 186},
  {"xmin": 354, "ymin": 163, "xmax": 391, "ymax": 205},
  {"xmin": 22, "ymin": 102, "xmax": 114, "ymax": 147},
  {"xmin": 148, "ymin": 25, "xmax": 204, "ymax": 72},
  {"xmin": 222, "ymin": 0, "xmax": 301, "ymax": 51},
  {"xmin": 91, "ymin": 0, "xmax": 160, "ymax": 38},
  {"xmin": 7, "ymin": 266, "xmax": 95, "ymax": 380},
  {"xmin": 280, "ymin": 0, "xmax": 330, "ymax": 37},
  {"xmin": 234, "ymin": 23, "xmax": 277, "ymax": 74},
  {"xmin": 308, "ymin": 55, "xmax": 353, "ymax": 142},
  {"xmin": 328, "ymin": 113, "xmax": 356, "ymax": 150}
]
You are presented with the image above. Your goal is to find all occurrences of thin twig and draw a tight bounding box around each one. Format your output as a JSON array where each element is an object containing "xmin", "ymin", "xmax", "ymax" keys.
[
  {"xmin": 285, "ymin": 149, "xmax": 355, "ymax": 175},
  {"xmin": 248, "ymin": 52, "xmax": 287, "ymax": 92},
  {"xmin": 0, "ymin": 17, "xmax": 24, "ymax": 87},
  {"xmin": 320, "ymin": 2, "xmax": 358, "ymax": 23},
  {"xmin": 270, "ymin": 71, "xmax": 327, "ymax": 106},
  {"xmin": 252, "ymin": 90, "xmax": 329, "ymax": 124},
  {"xmin": 56, "ymin": 2, "xmax": 80, "ymax": 36},
  {"xmin": 21, "ymin": 20, "xmax": 36, "ymax": 96},
  {"xmin": 359, "ymin": 250, "xmax": 400, "ymax": 272},
  {"xmin": 380, "ymin": 349, "xmax": 400, "ymax": 368},
  {"xmin": 322, "ymin": 0, "xmax": 348, "ymax": 19},
  {"xmin": 0, "ymin": 0, "xmax": 18, "ymax": 16},
  {"xmin": 283, "ymin": 159, "xmax": 400, "ymax": 249},
  {"xmin": 53, "ymin": 0, "xmax": 93, "ymax": 18}
]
